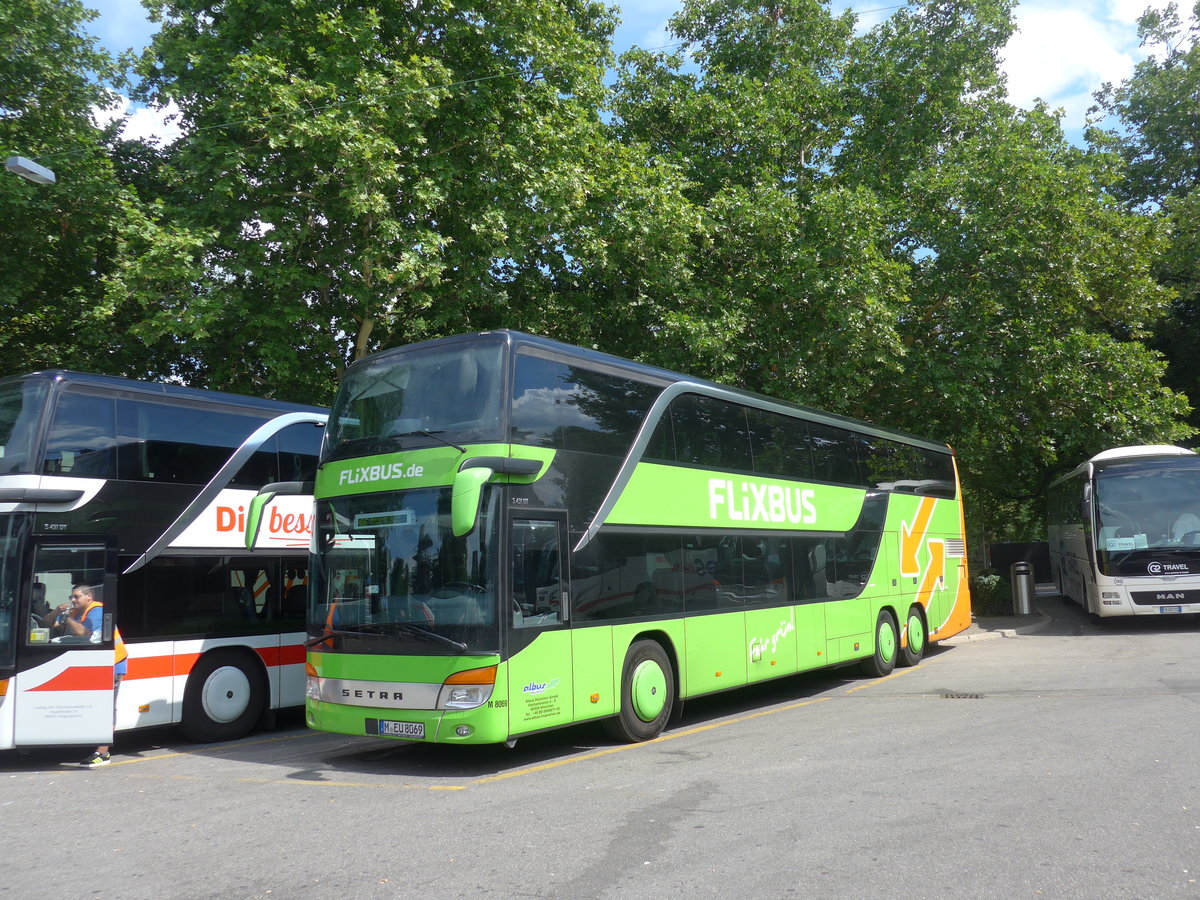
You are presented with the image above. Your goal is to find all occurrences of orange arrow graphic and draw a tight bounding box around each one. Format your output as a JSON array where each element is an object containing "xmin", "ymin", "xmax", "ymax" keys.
[
  {"xmin": 900, "ymin": 497, "xmax": 937, "ymax": 576},
  {"xmin": 917, "ymin": 539, "xmax": 947, "ymax": 606}
]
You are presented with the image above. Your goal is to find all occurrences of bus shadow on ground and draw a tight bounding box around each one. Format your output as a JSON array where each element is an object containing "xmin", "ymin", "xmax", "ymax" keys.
[
  {"xmin": 0, "ymin": 662, "xmax": 890, "ymax": 777},
  {"xmin": 1031, "ymin": 597, "xmax": 1200, "ymax": 637},
  {"xmin": 297, "ymin": 664, "xmax": 870, "ymax": 781}
]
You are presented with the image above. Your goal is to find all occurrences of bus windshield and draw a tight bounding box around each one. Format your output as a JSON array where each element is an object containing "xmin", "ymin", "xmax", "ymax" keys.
[
  {"xmin": 324, "ymin": 341, "xmax": 505, "ymax": 461},
  {"xmin": 1095, "ymin": 461, "xmax": 1200, "ymax": 555},
  {"xmin": 0, "ymin": 379, "xmax": 49, "ymax": 475},
  {"xmin": 313, "ymin": 488, "xmax": 499, "ymax": 655}
]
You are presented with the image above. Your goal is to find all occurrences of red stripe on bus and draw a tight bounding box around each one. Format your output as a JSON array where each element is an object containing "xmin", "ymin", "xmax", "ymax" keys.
[
  {"xmin": 27, "ymin": 667, "xmax": 113, "ymax": 692},
  {"xmin": 254, "ymin": 644, "xmax": 306, "ymax": 667},
  {"xmin": 123, "ymin": 645, "xmax": 304, "ymax": 680}
]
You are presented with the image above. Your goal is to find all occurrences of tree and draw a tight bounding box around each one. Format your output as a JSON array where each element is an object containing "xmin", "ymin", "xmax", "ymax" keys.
[
  {"xmin": 122, "ymin": 0, "xmax": 691, "ymax": 404},
  {"xmin": 608, "ymin": 0, "xmax": 1192, "ymax": 550},
  {"xmin": 1093, "ymin": 2, "xmax": 1200, "ymax": 428},
  {"xmin": 0, "ymin": 0, "xmax": 178, "ymax": 379},
  {"xmin": 606, "ymin": 1, "xmax": 912, "ymax": 410},
  {"xmin": 887, "ymin": 103, "xmax": 1190, "ymax": 542}
]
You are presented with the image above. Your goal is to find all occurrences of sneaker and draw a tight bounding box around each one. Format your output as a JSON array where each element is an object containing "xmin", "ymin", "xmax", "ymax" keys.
[{"xmin": 79, "ymin": 751, "xmax": 110, "ymax": 767}]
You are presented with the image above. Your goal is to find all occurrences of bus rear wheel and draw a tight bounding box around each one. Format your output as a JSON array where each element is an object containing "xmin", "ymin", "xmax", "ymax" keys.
[
  {"xmin": 899, "ymin": 605, "xmax": 926, "ymax": 668},
  {"xmin": 604, "ymin": 640, "xmax": 674, "ymax": 743},
  {"xmin": 181, "ymin": 649, "xmax": 267, "ymax": 742},
  {"xmin": 860, "ymin": 610, "xmax": 898, "ymax": 678}
]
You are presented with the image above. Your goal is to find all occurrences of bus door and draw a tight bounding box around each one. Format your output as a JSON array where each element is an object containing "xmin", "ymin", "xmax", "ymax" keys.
[
  {"xmin": 506, "ymin": 513, "xmax": 574, "ymax": 735},
  {"xmin": 13, "ymin": 539, "xmax": 118, "ymax": 747}
]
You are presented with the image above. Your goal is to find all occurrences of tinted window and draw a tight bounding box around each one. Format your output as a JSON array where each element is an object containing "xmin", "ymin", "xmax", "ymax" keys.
[
  {"xmin": 807, "ymin": 422, "xmax": 860, "ymax": 485},
  {"xmin": 644, "ymin": 412, "xmax": 676, "ymax": 462},
  {"xmin": 511, "ymin": 354, "xmax": 659, "ymax": 456},
  {"xmin": 856, "ymin": 435, "xmax": 902, "ymax": 488},
  {"xmin": 277, "ymin": 422, "xmax": 322, "ymax": 482},
  {"xmin": 572, "ymin": 533, "xmax": 685, "ymax": 621},
  {"xmin": 679, "ymin": 535, "xmax": 797, "ymax": 610},
  {"xmin": 0, "ymin": 379, "xmax": 49, "ymax": 475},
  {"xmin": 327, "ymin": 342, "xmax": 504, "ymax": 458},
  {"xmin": 747, "ymin": 408, "xmax": 815, "ymax": 480},
  {"xmin": 670, "ymin": 394, "xmax": 754, "ymax": 472},
  {"xmin": 116, "ymin": 398, "xmax": 275, "ymax": 486},
  {"xmin": 42, "ymin": 392, "xmax": 117, "ymax": 478},
  {"xmin": 119, "ymin": 556, "xmax": 302, "ymax": 639},
  {"xmin": 511, "ymin": 519, "xmax": 563, "ymax": 628}
]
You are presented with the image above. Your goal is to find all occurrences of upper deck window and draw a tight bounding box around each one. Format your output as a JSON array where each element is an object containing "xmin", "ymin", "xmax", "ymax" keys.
[
  {"xmin": 0, "ymin": 379, "xmax": 49, "ymax": 475},
  {"xmin": 42, "ymin": 392, "xmax": 118, "ymax": 479},
  {"xmin": 326, "ymin": 342, "xmax": 504, "ymax": 461},
  {"xmin": 510, "ymin": 354, "xmax": 659, "ymax": 455}
]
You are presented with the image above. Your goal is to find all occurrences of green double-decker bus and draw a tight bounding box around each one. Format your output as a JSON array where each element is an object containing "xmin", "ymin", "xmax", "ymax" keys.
[{"xmin": 262, "ymin": 331, "xmax": 971, "ymax": 745}]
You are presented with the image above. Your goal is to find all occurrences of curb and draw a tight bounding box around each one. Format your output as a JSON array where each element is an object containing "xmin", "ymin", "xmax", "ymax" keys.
[{"xmin": 939, "ymin": 609, "xmax": 1052, "ymax": 645}]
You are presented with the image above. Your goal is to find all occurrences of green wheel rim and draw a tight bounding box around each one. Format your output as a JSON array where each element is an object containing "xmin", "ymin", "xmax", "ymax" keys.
[
  {"xmin": 878, "ymin": 619, "xmax": 897, "ymax": 664},
  {"xmin": 631, "ymin": 659, "xmax": 668, "ymax": 723},
  {"xmin": 907, "ymin": 613, "xmax": 926, "ymax": 655}
]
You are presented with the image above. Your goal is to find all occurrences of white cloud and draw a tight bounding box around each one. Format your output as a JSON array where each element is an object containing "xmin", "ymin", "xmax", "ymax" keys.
[
  {"xmin": 1000, "ymin": 0, "xmax": 1189, "ymax": 127},
  {"xmin": 94, "ymin": 96, "xmax": 184, "ymax": 146}
]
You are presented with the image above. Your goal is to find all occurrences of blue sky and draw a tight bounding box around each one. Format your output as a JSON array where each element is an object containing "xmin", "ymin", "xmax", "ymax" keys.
[{"xmin": 83, "ymin": 0, "xmax": 1177, "ymax": 143}]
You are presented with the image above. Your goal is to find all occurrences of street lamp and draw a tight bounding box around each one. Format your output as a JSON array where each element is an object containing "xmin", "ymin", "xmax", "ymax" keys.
[{"xmin": 5, "ymin": 156, "xmax": 56, "ymax": 185}]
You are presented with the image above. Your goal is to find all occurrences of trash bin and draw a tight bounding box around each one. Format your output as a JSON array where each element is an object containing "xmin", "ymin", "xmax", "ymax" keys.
[{"xmin": 1010, "ymin": 561, "xmax": 1034, "ymax": 615}]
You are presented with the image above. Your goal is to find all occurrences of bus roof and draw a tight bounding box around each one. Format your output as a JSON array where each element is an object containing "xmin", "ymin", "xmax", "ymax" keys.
[
  {"xmin": 2, "ymin": 369, "xmax": 324, "ymax": 415},
  {"xmin": 1050, "ymin": 444, "xmax": 1198, "ymax": 487},
  {"xmin": 1089, "ymin": 445, "xmax": 1196, "ymax": 464},
  {"xmin": 349, "ymin": 329, "xmax": 953, "ymax": 454}
]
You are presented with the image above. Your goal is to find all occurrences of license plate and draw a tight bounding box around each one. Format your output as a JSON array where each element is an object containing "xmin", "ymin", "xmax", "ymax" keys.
[
  {"xmin": 375, "ymin": 719, "xmax": 424, "ymax": 739},
  {"xmin": 1160, "ymin": 606, "xmax": 1183, "ymax": 614}
]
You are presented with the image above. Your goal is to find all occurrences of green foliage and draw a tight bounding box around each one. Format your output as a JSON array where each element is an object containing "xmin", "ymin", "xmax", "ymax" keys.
[
  {"xmin": 970, "ymin": 573, "xmax": 1012, "ymax": 617},
  {"xmin": 0, "ymin": 0, "xmax": 176, "ymax": 379},
  {"xmin": 605, "ymin": 0, "xmax": 1192, "ymax": 551},
  {"xmin": 1093, "ymin": 2, "xmax": 1200, "ymax": 429},
  {"xmin": 121, "ymin": 0, "xmax": 685, "ymax": 404}
]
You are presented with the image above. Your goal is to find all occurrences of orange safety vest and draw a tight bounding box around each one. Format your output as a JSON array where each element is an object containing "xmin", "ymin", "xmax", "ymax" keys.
[
  {"xmin": 114, "ymin": 626, "xmax": 128, "ymax": 665},
  {"xmin": 76, "ymin": 600, "xmax": 128, "ymax": 664},
  {"xmin": 320, "ymin": 602, "xmax": 338, "ymax": 648}
]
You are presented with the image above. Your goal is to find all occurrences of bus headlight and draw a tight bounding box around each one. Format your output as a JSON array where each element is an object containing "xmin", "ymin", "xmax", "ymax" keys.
[{"xmin": 436, "ymin": 665, "xmax": 497, "ymax": 710}]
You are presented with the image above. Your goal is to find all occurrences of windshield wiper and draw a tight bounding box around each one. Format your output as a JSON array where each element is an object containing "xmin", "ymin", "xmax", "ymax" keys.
[
  {"xmin": 389, "ymin": 429, "xmax": 466, "ymax": 454},
  {"xmin": 307, "ymin": 623, "xmax": 468, "ymax": 653},
  {"xmin": 395, "ymin": 622, "xmax": 468, "ymax": 652}
]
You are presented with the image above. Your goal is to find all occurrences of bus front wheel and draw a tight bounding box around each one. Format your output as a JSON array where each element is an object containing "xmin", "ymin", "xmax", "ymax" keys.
[
  {"xmin": 604, "ymin": 640, "xmax": 674, "ymax": 743},
  {"xmin": 181, "ymin": 649, "xmax": 268, "ymax": 742},
  {"xmin": 861, "ymin": 610, "xmax": 898, "ymax": 678}
]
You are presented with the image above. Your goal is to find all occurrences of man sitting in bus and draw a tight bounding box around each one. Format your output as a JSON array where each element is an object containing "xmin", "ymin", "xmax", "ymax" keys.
[{"xmin": 43, "ymin": 584, "xmax": 104, "ymax": 642}]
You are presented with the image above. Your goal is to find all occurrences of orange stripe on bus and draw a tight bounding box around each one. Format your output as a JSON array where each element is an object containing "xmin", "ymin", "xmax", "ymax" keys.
[{"xmin": 900, "ymin": 496, "xmax": 938, "ymax": 576}]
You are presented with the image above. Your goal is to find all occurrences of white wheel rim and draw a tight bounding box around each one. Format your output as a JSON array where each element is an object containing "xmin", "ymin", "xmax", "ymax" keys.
[{"xmin": 200, "ymin": 665, "xmax": 252, "ymax": 724}]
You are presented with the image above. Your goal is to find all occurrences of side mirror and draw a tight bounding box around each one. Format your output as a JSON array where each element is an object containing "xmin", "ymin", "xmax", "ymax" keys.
[
  {"xmin": 244, "ymin": 481, "xmax": 311, "ymax": 550},
  {"xmin": 451, "ymin": 467, "xmax": 493, "ymax": 537},
  {"xmin": 244, "ymin": 491, "xmax": 277, "ymax": 550}
]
